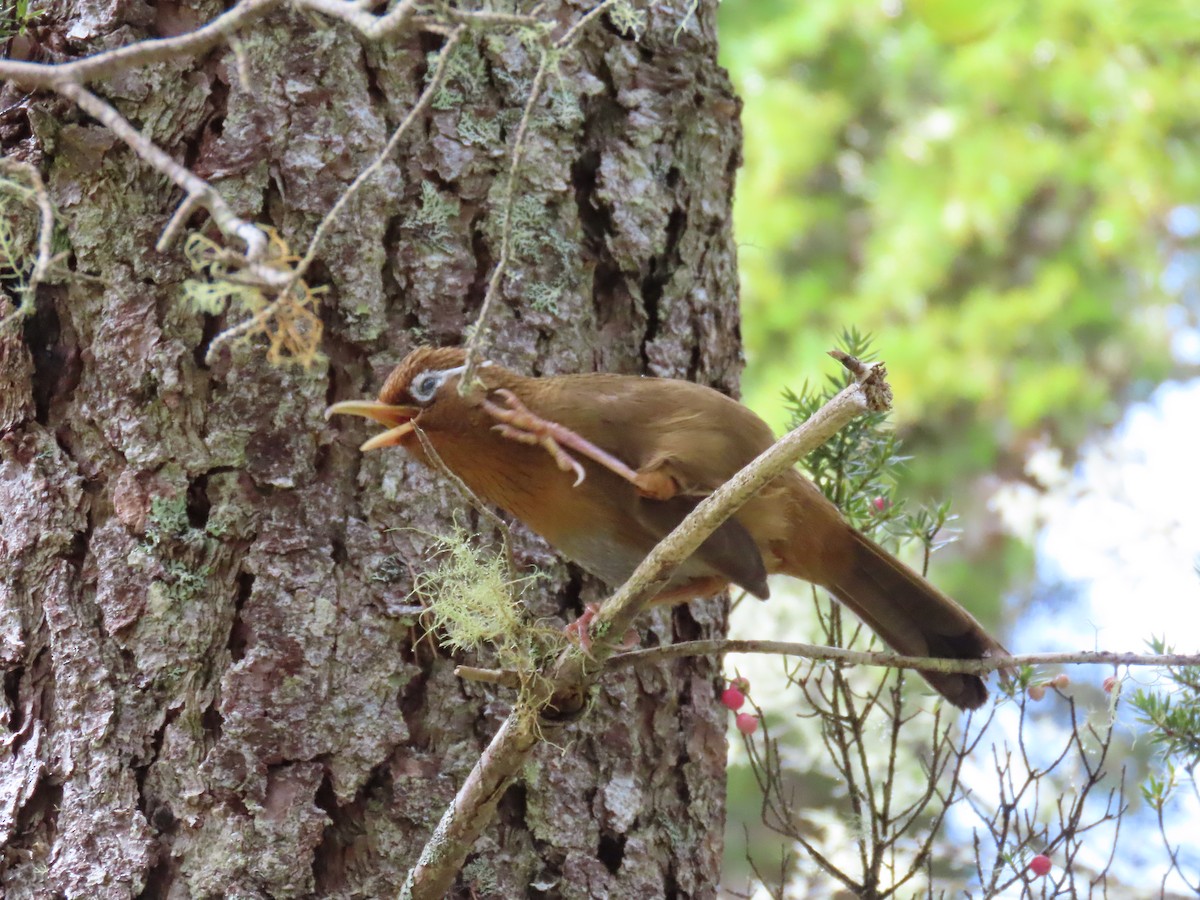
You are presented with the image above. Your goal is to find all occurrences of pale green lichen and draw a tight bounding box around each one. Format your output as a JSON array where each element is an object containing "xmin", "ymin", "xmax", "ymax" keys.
[
  {"xmin": 404, "ymin": 182, "xmax": 462, "ymax": 252},
  {"xmin": 147, "ymin": 494, "xmax": 190, "ymax": 546},
  {"xmin": 457, "ymin": 108, "xmax": 502, "ymax": 146},
  {"xmin": 431, "ymin": 39, "xmax": 489, "ymax": 110},
  {"xmin": 608, "ymin": 0, "xmax": 647, "ymax": 39},
  {"xmin": 411, "ymin": 520, "xmax": 558, "ymax": 673}
]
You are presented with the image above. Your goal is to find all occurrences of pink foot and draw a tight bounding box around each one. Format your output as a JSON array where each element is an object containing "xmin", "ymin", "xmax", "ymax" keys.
[{"xmin": 564, "ymin": 603, "xmax": 639, "ymax": 653}]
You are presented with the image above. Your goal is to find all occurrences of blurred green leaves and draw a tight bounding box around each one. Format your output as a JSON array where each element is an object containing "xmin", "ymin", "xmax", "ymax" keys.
[{"xmin": 720, "ymin": 0, "xmax": 1199, "ymax": 486}]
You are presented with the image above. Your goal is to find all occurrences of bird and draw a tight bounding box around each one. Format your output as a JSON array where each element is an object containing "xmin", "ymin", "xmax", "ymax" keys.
[{"xmin": 326, "ymin": 345, "xmax": 1006, "ymax": 710}]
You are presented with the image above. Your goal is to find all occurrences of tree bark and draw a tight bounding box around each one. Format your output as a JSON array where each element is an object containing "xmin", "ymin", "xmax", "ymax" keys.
[{"xmin": 0, "ymin": 1, "xmax": 744, "ymax": 896}]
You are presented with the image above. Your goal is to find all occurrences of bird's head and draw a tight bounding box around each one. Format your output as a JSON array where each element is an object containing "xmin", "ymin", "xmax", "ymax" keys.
[{"xmin": 325, "ymin": 346, "xmax": 470, "ymax": 451}]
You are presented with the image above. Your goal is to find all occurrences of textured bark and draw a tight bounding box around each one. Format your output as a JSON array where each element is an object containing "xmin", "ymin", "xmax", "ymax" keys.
[{"xmin": 0, "ymin": 1, "xmax": 744, "ymax": 897}]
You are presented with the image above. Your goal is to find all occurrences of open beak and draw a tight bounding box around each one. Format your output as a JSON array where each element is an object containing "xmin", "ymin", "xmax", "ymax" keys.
[{"xmin": 325, "ymin": 400, "xmax": 421, "ymax": 451}]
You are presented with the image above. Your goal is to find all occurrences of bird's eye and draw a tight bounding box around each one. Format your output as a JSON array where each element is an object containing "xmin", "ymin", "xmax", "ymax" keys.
[{"xmin": 411, "ymin": 372, "xmax": 442, "ymax": 403}]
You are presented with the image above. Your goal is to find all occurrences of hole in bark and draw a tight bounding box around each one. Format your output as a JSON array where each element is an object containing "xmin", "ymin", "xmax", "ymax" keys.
[
  {"xmin": 137, "ymin": 707, "xmax": 182, "ymax": 839},
  {"xmin": 466, "ymin": 210, "xmax": 492, "ymax": 315},
  {"xmin": 138, "ymin": 852, "xmax": 177, "ymax": 899},
  {"xmin": 24, "ymin": 299, "xmax": 64, "ymax": 424},
  {"xmin": 313, "ymin": 761, "xmax": 393, "ymax": 895},
  {"xmin": 186, "ymin": 476, "xmax": 211, "ymax": 528},
  {"xmin": 228, "ymin": 571, "xmax": 254, "ymax": 661},
  {"xmin": 597, "ymin": 831, "xmax": 625, "ymax": 874},
  {"xmin": 664, "ymin": 864, "xmax": 680, "ymax": 899},
  {"xmin": 193, "ymin": 312, "xmax": 221, "ymax": 370},
  {"xmin": 11, "ymin": 776, "xmax": 63, "ymax": 854},
  {"xmin": 201, "ymin": 696, "xmax": 224, "ymax": 742},
  {"xmin": 206, "ymin": 74, "xmax": 229, "ymax": 138},
  {"xmin": 571, "ymin": 149, "xmax": 614, "ymax": 245},
  {"xmin": 3, "ymin": 665, "xmax": 22, "ymax": 734},
  {"xmin": 311, "ymin": 767, "xmax": 357, "ymax": 893}
]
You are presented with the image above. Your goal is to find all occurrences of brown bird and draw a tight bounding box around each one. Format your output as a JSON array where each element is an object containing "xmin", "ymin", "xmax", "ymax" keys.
[{"xmin": 327, "ymin": 346, "xmax": 1005, "ymax": 710}]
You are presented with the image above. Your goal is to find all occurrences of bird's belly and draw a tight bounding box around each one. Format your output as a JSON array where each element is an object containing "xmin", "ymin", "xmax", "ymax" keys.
[{"xmin": 446, "ymin": 449, "xmax": 719, "ymax": 589}]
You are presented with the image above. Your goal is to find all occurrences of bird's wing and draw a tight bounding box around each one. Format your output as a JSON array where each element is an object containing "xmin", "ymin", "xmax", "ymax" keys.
[{"xmin": 630, "ymin": 494, "xmax": 770, "ymax": 599}]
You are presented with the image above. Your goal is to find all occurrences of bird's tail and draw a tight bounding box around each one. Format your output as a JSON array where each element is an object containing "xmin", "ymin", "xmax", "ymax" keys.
[{"xmin": 805, "ymin": 529, "xmax": 1006, "ymax": 710}]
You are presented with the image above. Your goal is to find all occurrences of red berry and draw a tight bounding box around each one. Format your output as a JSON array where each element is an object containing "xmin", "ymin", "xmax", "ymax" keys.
[
  {"xmin": 1028, "ymin": 854, "xmax": 1051, "ymax": 877},
  {"xmin": 721, "ymin": 687, "xmax": 746, "ymax": 711},
  {"xmin": 872, "ymin": 496, "xmax": 888, "ymax": 512},
  {"xmin": 1027, "ymin": 684, "xmax": 1046, "ymax": 701},
  {"xmin": 1103, "ymin": 676, "xmax": 1117, "ymax": 694},
  {"xmin": 735, "ymin": 713, "xmax": 758, "ymax": 735}
]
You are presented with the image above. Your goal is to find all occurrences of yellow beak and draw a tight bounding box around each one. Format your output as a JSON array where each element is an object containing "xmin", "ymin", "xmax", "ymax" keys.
[{"xmin": 325, "ymin": 400, "xmax": 421, "ymax": 451}]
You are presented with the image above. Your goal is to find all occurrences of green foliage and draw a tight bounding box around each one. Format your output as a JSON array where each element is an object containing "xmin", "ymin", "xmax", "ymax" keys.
[
  {"xmin": 180, "ymin": 230, "xmax": 325, "ymax": 366},
  {"xmin": 0, "ymin": 0, "xmax": 41, "ymax": 39},
  {"xmin": 1131, "ymin": 637, "xmax": 1200, "ymax": 794},
  {"xmin": 606, "ymin": 0, "xmax": 647, "ymax": 39},
  {"xmin": 430, "ymin": 39, "xmax": 490, "ymax": 110},
  {"xmin": 720, "ymin": 0, "xmax": 1197, "ymax": 487},
  {"xmin": 784, "ymin": 330, "xmax": 958, "ymax": 558},
  {"xmin": 0, "ymin": 166, "xmax": 49, "ymax": 323}
]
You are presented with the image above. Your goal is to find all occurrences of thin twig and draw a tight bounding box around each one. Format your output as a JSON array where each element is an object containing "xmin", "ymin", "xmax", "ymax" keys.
[
  {"xmin": 0, "ymin": 158, "xmax": 55, "ymax": 329},
  {"xmin": 457, "ymin": 0, "xmax": 632, "ymax": 386},
  {"xmin": 554, "ymin": 0, "xmax": 625, "ymax": 49},
  {"xmin": 55, "ymin": 82, "xmax": 268, "ymax": 259},
  {"xmin": 291, "ymin": 0, "xmax": 419, "ymax": 40},
  {"xmin": 608, "ymin": 641, "xmax": 1200, "ymax": 675},
  {"xmin": 0, "ymin": 0, "xmax": 281, "ymax": 87},
  {"xmin": 459, "ymin": 47, "xmax": 553, "ymax": 387},
  {"xmin": 293, "ymin": 25, "xmax": 467, "ymax": 284}
]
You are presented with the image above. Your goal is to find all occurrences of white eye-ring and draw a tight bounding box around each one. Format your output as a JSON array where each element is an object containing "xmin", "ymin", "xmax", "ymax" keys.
[{"xmin": 409, "ymin": 365, "xmax": 466, "ymax": 403}]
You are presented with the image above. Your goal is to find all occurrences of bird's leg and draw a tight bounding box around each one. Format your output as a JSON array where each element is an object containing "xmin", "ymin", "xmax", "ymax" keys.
[
  {"xmin": 482, "ymin": 388, "xmax": 677, "ymax": 498},
  {"xmin": 564, "ymin": 603, "xmax": 640, "ymax": 654}
]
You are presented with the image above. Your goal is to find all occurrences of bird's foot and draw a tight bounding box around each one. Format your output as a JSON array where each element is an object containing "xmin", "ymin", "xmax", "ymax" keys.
[
  {"xmin": 481, "ymin": 388, "xmax": 675, "ymax": 498},
  {"xmin": 484, "ymin": 389, "xmax": 588, "ymax": 484},
  {"xmin": 564, "ymin": 603, "xmax": 639, "ymax": 654}
]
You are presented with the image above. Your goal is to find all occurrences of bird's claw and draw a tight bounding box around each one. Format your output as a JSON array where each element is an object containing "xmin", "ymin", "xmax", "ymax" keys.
[
  {"xmin": 483, "ymin": 389, "xmax": 587, "ymax": 486},
  {"xmin": 564, "ymin": 603, "xmax": 640, "ymax": 655},
  {"xmin": 482, "ymin": 387, "xmax": 661, "ymax": 494}
]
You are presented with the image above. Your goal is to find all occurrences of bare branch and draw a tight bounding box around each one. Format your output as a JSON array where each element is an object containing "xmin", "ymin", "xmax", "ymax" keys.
[
  {"xmin": 609, "ymin": 641, "xmax": 1200, "ymax": 675},
  {"xmin": 290, "ymin": 0, "xmax": 419, "ymax": 41},
  {"xmin": 55, "ymin": 81, "xmax": 268, "ymax": 259},
  {"xmin": 0, "ymin": 0, "xmax": 281, "ymax": 88}
]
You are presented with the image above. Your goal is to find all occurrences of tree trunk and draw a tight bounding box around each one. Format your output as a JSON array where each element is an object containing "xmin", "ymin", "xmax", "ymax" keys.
[{"xmin": 0, "ymin": 1, "xmax": 744, "ymax": 896}]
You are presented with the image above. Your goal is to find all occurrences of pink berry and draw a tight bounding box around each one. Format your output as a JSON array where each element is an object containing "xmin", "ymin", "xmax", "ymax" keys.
[
  {"xmin": 1027, "ymin": 684, "xmax": 1046, "ymax": 701},
  {"xmin": 1103, "ymin": 676, "xmax": 1117, "ymax": 694},
  {"xmin": 735, "ymin": 713, "xmax": 758, "ymax": 735},
  {"xmin": 1052, "ymin": 674, "xmax": 1070, "ymax": 689},
  {"xmin": 731, "ymin": 676, "xmax": 750, "ymax": 694},
  {"xmin": 721, "ymin": 687, "xmax": 746, "ymax": 711},
  {"xmin": 872, "ymin": 496, "xmax": 888, "ymax": 512},
  {"xmin": 1028, "ymin": 854, "xmax": 1051, "ymax": 877}
]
